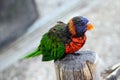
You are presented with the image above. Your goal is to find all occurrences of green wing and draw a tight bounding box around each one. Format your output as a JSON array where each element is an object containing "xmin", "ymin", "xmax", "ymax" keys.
[
  {"xmin": 24, "ymin": 22, "xmax": 66, "ymax": 61},
  {"xmin": 40, "ymin": 33, "xmax": 65, "ymax": 61},
  {"xmin": 40, "ymin": 22, "xmax": 66, "ymax": 61}
]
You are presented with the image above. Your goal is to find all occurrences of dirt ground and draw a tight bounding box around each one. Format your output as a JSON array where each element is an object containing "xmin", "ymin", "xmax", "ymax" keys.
[{"xmin": 0, "ymin": 0, "xmax": 120, "ymax": 80}]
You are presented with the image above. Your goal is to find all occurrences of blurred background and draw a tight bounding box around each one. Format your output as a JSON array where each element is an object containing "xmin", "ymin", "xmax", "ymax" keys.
[{"xmin": 0, "ymin": 0, "xmax": 120, "ymax": 80}]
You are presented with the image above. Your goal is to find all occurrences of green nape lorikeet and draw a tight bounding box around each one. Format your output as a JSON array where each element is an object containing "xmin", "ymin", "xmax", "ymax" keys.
[{"xmin": 24, "ymin": 16, "xmax": 94, "ymax": 61}]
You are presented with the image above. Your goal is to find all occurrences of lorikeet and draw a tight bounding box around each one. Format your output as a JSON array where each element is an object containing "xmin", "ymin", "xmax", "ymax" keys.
[{"xmin": 24, "ymin": 16, "xmax": 94, "ymax": 61}]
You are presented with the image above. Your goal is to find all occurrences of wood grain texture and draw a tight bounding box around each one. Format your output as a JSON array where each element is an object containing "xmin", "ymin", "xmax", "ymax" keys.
[
  {"xmin": 102, "ymin": 63, "xmax": 120, "ymax": 80},
  {"xmin": 54, "ymin": 51, "xmax": 100, "ymax": 80}
]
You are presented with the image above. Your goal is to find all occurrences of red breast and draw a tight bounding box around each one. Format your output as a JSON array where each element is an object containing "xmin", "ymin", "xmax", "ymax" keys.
[{"xmin": 65, "ymin": 35, "xmax": 86, "ymax": 54}]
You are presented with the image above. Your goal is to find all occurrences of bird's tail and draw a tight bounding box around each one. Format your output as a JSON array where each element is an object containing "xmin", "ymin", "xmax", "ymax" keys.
[{"xmin": 24, "ymin": 49, "xmax": 42, "ymax": 59}]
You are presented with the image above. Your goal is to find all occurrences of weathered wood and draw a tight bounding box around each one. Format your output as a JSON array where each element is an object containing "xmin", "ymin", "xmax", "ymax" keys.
[
  {"xmin": 54, "ymin": 51, "xmax": 100, "ymax": 80},
  {"xmin": 102, "ymin": 63, "xmax": 120, "ymax": 80}
]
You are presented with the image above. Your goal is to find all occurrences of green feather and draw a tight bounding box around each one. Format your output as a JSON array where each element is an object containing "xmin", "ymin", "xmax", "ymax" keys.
[
  {"xmin": 24, "ymin": 49, "xmax": 42, "ymax": 58},
  {"xmin": 41, "ymin": 33, "xmax": 65, "ymax": 61},
  {"xmin": 24, "ymin": 22, "xmax": 67, "ymax": 61}
]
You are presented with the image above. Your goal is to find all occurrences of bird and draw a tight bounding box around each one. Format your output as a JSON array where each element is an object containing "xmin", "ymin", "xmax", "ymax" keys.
[{"xmin": 24, "ymin": 16, "xmax": 94, "ymax": 61}]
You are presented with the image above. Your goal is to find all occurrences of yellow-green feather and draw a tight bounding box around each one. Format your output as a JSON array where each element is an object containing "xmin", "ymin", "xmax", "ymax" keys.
[
  {"xmin": 41, "ymin": 33, "xmax": 65, "ymax": 61},
  {"xmin": 24, "ymin": 49, "xmax": 41, "ymax": 58},
  {"xmin": 24, "ymin": 22, "xmax": 66, "ymax": 61}
]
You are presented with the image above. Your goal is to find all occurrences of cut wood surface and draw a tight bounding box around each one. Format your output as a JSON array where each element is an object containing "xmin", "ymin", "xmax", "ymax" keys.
[{"xmin": 54, "ymin": 51, "xmax": 100, "ymax": 80}]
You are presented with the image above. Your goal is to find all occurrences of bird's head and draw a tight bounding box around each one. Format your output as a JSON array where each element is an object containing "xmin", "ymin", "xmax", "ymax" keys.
[{"xmin": 67, "ymin": 16, "xmax": 94, "ymax": 37}]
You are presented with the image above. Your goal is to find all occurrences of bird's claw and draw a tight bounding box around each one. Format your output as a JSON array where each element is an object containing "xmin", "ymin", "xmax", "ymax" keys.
[{"xmin": 72, "ymin": 53, "xmax": 80, "ymax": 56}]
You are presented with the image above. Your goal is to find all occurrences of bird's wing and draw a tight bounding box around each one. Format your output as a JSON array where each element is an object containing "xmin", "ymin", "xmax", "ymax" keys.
[
  {"xmin": 24, "ymin": 22, "xmax": 66, "ymax": 61},
  {"xmin": 40, "ymin": 32, "xmax": 65, "ymax": 61},
  {"xmin": 40, "ymin": 22, "xmax": 67, "ymax": 61}
]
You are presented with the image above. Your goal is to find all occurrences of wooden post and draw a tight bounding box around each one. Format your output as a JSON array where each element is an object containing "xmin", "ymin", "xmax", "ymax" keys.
[{"xmin": 54, "ymin": 51, "xmax": 100, "ymax": 80}]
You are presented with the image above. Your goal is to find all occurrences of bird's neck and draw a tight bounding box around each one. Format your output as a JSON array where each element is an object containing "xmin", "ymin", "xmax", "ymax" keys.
[{"xmin": 66, "ymin": 25, "xmax": 72, "ymax": 37}]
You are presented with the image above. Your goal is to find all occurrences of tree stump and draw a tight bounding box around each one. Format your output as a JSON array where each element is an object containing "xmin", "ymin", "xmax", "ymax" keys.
[{"xmin": 54, "ymin": 51, "xmax": 100, "ymax": 80}]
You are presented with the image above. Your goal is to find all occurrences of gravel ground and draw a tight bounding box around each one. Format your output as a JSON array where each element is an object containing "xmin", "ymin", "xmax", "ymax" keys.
[{"xmin": 0, "ymin": 0, "xmax": 120, "ymax": 80}]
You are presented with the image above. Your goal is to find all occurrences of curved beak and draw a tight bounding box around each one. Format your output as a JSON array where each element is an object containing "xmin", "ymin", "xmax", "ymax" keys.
[{"xmin": 86, "ymin": 22, "xmax": 94, "ymax": 30}]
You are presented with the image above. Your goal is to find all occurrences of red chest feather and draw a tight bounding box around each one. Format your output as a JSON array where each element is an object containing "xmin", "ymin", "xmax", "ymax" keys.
[{"xmin": 65, "ymin": 35, "xmax": 86, "ymax": 54}]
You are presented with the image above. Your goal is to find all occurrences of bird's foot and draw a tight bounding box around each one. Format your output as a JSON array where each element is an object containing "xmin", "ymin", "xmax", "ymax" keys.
[{"xmin": 72, "ymin": 53, "xmax": 81, "ymax": 56}]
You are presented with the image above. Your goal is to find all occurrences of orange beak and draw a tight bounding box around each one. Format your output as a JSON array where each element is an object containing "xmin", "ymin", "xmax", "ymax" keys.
[{"xmin": 86, "ymin": 23, "xmax": 94, "ymax": 30}]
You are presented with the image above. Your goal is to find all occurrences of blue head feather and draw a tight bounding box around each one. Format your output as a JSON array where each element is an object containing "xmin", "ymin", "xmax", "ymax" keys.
[{"xmin": 73, "ymin": 16, "xmax": 89, "ymax": 37}]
